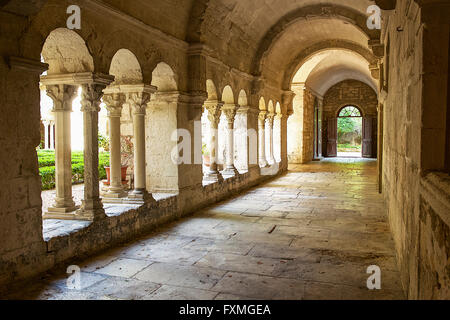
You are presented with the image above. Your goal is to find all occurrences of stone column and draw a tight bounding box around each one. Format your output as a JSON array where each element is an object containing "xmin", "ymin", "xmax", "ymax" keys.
[
  {"xmin": 103, "ymin": 93, "xmax": 127, "ymax": 199},
  {"xmin": 50, "ymin": 121, "xmax": 55, "ymax": 149},
  {"xmin": 222, "ymin": 104, "xmax": 239, "ymax": 177},
  {"xmin": 126, "ymin": 91, "xmax": 154, "ymax": 201},
  {"xmin": 44, "ymin": 84, "xmax": 79, "ymax": 218},
  {"xmin": 43, "ymin": 121, "xmax": 50, "ymax": 149},
  {"xmin": 267, "ymin": 112, "xmax": 276, "ymax": 164},
  {"xmin": 204, "ymin": 101, "xmax": 224, "ymax": 182},
  {"xmin": 76, "ymin": 84, "xmax": 108, "ymax": 221},
  {"xmin": 258, "ymin": 111, "xmax": 269, "ymax": 167}
]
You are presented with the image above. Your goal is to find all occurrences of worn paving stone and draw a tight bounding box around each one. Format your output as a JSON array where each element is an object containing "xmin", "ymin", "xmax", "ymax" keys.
[
  {"xmin": 143, "ymin": 285, "xmax": 218, "ymax": 300},
  {"xmin": 134, "ymin": 263, "xmax": 226, "ymax": 290},
  {"xmin": 8, "ymin": 158, "xmax": 405, "ymax": 300},
  {"xmin": 212, "ymin": 272, "xmax": 306, "ymax": 300},
  {"xmin": 94, "ymin": 258, "xmax": 153, "ymax": 278},
  {"xmin": 195, "ymin": 252, "xmax": 283, "ymax": 276},
  {"xmin": 84, "ymin": 277, "xmax": 160, "ymax": 300},
  {"xmin": 182, "ymin": 238, "xmax": 255, "ymax": 256}
]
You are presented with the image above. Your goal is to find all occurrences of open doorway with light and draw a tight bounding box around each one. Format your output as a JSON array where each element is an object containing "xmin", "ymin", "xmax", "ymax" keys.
[{"xmin": 337, "ymin": 106, "xmax": 362, "ymax": 158}]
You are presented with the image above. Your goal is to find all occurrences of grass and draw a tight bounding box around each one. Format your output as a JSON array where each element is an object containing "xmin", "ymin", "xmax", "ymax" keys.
[{"xmin": 338, "ymin": 144, "xmax": 362, "ymax": 152}]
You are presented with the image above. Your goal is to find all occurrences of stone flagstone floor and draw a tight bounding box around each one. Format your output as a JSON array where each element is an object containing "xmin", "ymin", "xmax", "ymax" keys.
[{"xmin": 3, "ymin": 158, "xmax": 405, "ymax": 300}]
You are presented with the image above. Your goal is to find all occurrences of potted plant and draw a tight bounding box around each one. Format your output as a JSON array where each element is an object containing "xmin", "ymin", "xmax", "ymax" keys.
[{"xmin": 202, "ymin": 143, "xmax": 210, "ymax": 167}]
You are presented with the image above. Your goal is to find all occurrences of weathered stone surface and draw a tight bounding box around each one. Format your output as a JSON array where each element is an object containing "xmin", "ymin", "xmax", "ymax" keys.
[
  {"xmin": 0, "ymin": 0, "xmax": 448, "ymax": 300},
  {"xmin": 2, "ymin": 159, "xmax": 405, "ymax": 300}
]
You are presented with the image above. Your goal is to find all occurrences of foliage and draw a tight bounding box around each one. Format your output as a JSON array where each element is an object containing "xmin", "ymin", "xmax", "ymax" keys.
[
  {"xmin": 120, "ymin": 135, "xmax": 134, "ymax": 167},
  {"xmin": 98, "ymin": 133, "xmax": 110, "ymax": 152},
  {"xmin": 202, "ymin": 143, "xmax": 210, "ymax": 156},
  {"xmin": 338, "ymin": 143, "xmax": 362, "ymax": 151},
  {"xmin": 337, "ymin": 117, "xmax": 360, "ymax": 135},
  {"xmin": 37, "ymin": 150, "xmax": 110, "ymax": 190}
]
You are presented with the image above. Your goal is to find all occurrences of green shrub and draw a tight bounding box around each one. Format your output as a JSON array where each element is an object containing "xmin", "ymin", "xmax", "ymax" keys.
[
  {"xmin": 38, "ymin": 151, "xmax": 110, "ymax": 190},
  {"xmin": 39, "ymin": 166, "xmax": 56, "ymax": 190}
]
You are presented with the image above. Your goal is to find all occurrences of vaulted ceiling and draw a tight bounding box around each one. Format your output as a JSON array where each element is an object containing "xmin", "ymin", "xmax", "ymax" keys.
[{"xmin": 3, "ymin": 0, "xmax": 390, "ymax": 93}]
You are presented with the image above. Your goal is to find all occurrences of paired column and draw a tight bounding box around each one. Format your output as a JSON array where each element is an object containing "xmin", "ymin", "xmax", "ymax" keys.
[
  {"xmin": 76, "ymin": 84, "xmax": 108, "ymax": 221},
  {"xmin": 126, "ymin": 90, "xmax": 154, "ymax": 201},
  {"xmin": 103, "ymin": 93, "xmax": 128, "ymax": 199},
  {"xmin": 267, "ymin": 112, "xmax": 276, "ymax": 164},
  {"xmin": 204, "ymin": 101, "xmax": 224, "ymax": 182},
  {"xmin": 258, "ymin": 111, "xmax": 269, "ymax": 167},
  {"xmin": 44, "ymin": 84, "xmax": 79, "ymax": 218},
  {"xmin": 222, "ymin": 104, "xmax": 239, "ymax": 176}
]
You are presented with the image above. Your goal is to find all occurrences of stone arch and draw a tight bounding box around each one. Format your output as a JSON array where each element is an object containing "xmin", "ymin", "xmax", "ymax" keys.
[
  {"xmin": 282, "ymin": 40, "xmax": 378, "ymax": 90},
  {"xmin": 186, "ymin": 0, "xmax": 211, "ymax": 42},
  {"xmin": 206, "ymin": 79, "xmax": 219, "ymax": 101},
  {"xmin": 238, "ymin": 90, "xmax": 248, "ymax": 106},
  {"xmin": 151, "ymin": 62, "xmax": 178, "ymax": 92},
  {"xmin": 221, "ymin": 85, "xmax": 235, "ymax": 104},
  {"xmin": 336, "ymin": 104, "xmax": 365, "ymax": 118},
  {"xmin": 275, "ymin": 102, "xmax": 282, "ymax": 115},
  {"xmin": 109, "ymin": 49, "xmax": 143, "ymax": 85},
  {"xmin": 267, "ymin": 100, "xmax": 275, "ymax": 113},
  {"xmin": 259, "ymin": 97, "xmax": 267, "ymax": 111},
  {"xmin": 41, "ymin": 28, "xmax": 94, "ymax": 75},
  {"xmin": 251, "ymin": 4, "xmax": 380, "ymax": 75}
]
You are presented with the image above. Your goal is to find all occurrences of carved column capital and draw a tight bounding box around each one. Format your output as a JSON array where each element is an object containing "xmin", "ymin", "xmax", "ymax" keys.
[
  {"xmin": 45, "ymin": 84, "xmax": 78, "ymax": 112},
  {"xmin": 80, "ymin": 84, "xmax": 106, "ymax": 113},
  {"xmin": 126, "ymin": 91, "xmax": 151, "ymax": 116},
  {"xmin": 258, "ymin": 111, "xmax": 268, "ymax": 125},
  {"xmin": 222, "ymin": 104, "xmax": 238, "ymax": 126},
  {"xmin": 103, "ymin": 93, "xmax": 125, "ymax": 117},
  {"xmin": 205, "ymin": 101, "xmax": 223, "ymax": 129}
]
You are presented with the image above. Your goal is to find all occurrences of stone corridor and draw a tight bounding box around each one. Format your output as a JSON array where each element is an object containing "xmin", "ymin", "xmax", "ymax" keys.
[{"xmin": 2, "ymin": 159, "xmax": 404, "ymax": 300}]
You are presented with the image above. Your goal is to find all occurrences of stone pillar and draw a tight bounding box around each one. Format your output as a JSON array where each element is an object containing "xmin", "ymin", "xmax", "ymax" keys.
[
  {"xmin": 222, "ymin": 104, "xmax": 239, "ymax": 176},
  {"xmin": 267, "ymin": 112, "xmax": 276, "ymax": 164},
  {"xmin": 281, "ymin": 91, "xmax": 295, "ymax": 171},
  {"xmin": 204, "ymin": 101, "xmax": 224, "ymax": 182},
  {"xmin": 103, "ymin": 93, "xmax": 127, "ymax": 199},
  {"xmin": 258, "ymin": 111, "xmax": 269, "ymax": 167},
  {"xmin": 43, "ymin": 121, "xmax": 50, "ymax": 149},
  {"xmin": 44, "ymin": 84, "xmax": 79, "ymax": 218},
  {"xmin": 126, "ymin": 90, "xmax": 154, "ymax": 201},
  {"xmin": 50, "ymin": 121, "xmax": 55, "ymax": 150},
  {"xmin": 76, "ymin": 84, "xmax": 108, "ymax": 221}
]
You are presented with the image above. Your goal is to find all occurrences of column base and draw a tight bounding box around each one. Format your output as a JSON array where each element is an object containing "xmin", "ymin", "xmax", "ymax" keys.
[
  {"xmin": 204, "ymin": 171, "xmax": 224, "ymax": 182},
  {"xmin": 222, "ymin": 166, "xmax": 239, "ymax": 177},
  {"xmin": 128, "ymin": 190, "xmax": 156, "ymax": 203},
  {"xmin": 44, "ymin": 205, "xmax": 84, "ymax": 220},
  {"xmin": 103, "ymin": 187, "xmax": 128, "ymax": 199},
  {"xmin": 259, "ymin": 161, "xmax": 270, "ymax": 168},
  {"xmin": 74, "ymin": 208, "xmax": 106, "ymax": 221},
  {"xmin": 75, "ymin": 200, "xmax": 107, "ymax": 221}
]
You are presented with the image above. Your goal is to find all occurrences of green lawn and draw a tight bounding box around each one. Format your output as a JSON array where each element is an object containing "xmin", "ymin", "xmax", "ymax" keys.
[
  {"xmin": 37, "ymin": 150, "xmax": 110, "ymax": 190},
  {"xmin": 337, "ymin": 144, "xmax": 362, "ymax": 152}
]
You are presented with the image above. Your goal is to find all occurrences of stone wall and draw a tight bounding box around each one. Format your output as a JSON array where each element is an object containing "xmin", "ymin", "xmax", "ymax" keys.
[
  {"xmin": 381, "ymin": 0, "xmax": 450, "ymax": 299},
  {"xmin": 322, "ymin": 80, "xmax": 378, "ymax": 157},
  {"xmin": 302, "ymin": 88, "xmax": 315, "ymax": 163},
  {"xmin": 287, "ymin": 85, "xmax": 315, "ymax": 164}
]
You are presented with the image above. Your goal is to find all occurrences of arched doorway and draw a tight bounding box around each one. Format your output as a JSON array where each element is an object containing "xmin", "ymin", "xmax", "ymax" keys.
[{"xmin": 337, "ymin": 105, "xmax": 363, "ymax": 158}]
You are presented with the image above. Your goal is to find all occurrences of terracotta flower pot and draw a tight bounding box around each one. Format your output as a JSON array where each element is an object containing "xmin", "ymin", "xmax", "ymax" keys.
[
  {"xmin": 203, "ymin": 155, "xmax": 211, "ymax": 167},
  {"xmin": 104, "ymin": 166, "xmax": 128, "ymax": 184}
]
